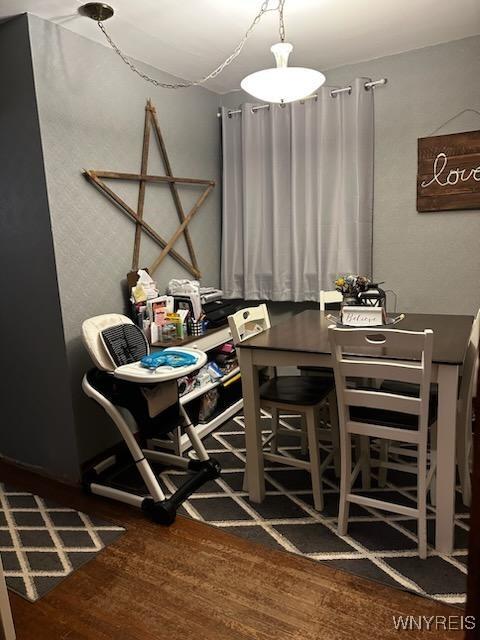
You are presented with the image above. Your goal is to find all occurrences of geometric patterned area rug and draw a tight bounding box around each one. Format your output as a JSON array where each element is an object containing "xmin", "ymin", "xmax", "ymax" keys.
[
  {"xmin": 159, "ymin": 414, "xmax": 469, "ymax": 607},
  {"xmin": 0, "ymin": 483, "xmax": 125, "ymax": 602}
]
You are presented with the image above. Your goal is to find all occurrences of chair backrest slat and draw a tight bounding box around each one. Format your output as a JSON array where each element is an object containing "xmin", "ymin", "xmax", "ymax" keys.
[
  {"xmin": 228, "ymin": 304, "xmax": 271, "ymax": 345},
  {"xmin": 344, "ymin": 389, "xmax": 422, "ymax": 415},
  {"xmin": 330, "ymin": 327, "xmax": 427, "ymax": 351},
  {"xmin": 340, "ymin": 359, "xmax": 423, "ymax": 384}
]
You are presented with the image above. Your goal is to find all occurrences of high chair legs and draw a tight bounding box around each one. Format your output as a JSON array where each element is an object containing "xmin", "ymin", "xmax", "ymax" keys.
[{"xmin": 82, "ymin": 373, "xmax": 221, "ymax": 525}]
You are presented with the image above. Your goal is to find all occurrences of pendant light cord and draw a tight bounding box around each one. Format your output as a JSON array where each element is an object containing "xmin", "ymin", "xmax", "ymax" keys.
[
  {"xmin": 97, "ymin": 0, "xmax": 287, "ymax": 89},
  {"xmin": 279, "ymin": 0, "xmax": 286, "ymax": 42}
]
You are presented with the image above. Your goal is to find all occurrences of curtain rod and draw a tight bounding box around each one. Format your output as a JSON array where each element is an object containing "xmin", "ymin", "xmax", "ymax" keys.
[{"xmin": 217, "ymin": 78, "xmax": 387, "ymax": 117}]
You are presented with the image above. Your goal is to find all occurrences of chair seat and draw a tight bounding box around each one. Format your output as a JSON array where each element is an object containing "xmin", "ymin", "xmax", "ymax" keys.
[
  {"xmin": 260, "ymin": 375, "xmax": 334, "ymax": 407},
  {"xmin": 379, "ymin": 380, "xmax": 438, "ymax": 400},
  {"xmin": 347, "ymin": 380, "xmax": 436, "ymax": 430},
  {"xmin": 350, "ymin": 392, "xmax": 437, "ymax": 430},
  {"xmin": 297, "ymin": 366, "xmax": 334, "ymax": 378}
]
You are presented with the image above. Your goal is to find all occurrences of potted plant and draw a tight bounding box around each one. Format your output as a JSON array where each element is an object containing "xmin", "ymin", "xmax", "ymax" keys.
[{"xmin": 334, "ymin": 274, "xmax": 371, "ymax": 306}]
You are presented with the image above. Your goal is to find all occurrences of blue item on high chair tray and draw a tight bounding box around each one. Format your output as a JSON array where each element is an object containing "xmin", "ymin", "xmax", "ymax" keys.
[{"xmin": 140, "ymin": 350, "xmax": 198, "ymax": 370}]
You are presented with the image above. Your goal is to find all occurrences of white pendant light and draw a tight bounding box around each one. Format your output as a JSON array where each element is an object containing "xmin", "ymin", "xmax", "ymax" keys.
[
  {"xmin": 80, "ymin": 0, "xmax": 326, "ymax": 100},
  {"xmin": 241, "ymin": 42, "xmax": 325, "ymax": 104}
]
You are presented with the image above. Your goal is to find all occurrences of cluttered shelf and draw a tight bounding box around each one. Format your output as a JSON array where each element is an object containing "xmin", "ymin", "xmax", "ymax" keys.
[
  {"xmin": 130, "ymin": 270, "xmax": 238, "ymax": 346},
  {"xmin": 180, "ymin": 367, "xmax": 240, "ymax": 405},
  {"xmin": 176, "ymin": 337, "xmax": 240, "ymax": 423}
]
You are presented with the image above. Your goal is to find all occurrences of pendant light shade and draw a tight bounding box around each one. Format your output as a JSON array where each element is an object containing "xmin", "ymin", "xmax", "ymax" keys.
[{"xmin": 241, "ymin": 42, "xmax": 325, "ymax": 104}]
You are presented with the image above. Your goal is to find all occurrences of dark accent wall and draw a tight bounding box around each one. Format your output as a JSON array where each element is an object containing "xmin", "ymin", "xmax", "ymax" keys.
[{"xmin": 0, "ymin": 15, "xmax": 80, "ymax": 482}]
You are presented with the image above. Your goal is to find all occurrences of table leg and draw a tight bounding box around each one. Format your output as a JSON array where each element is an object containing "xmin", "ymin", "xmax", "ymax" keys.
[
  {"xmin": 240, "ymin": 348, "xmax": 265, "ymax": 502},
  {"xmin": 435, "ymin": 364, "xmax": 459, "ymax": 554}
]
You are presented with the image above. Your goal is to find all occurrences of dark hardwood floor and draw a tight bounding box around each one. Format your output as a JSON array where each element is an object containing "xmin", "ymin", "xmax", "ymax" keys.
[{"xmin": 1, "ymin": 460, "xmax": 462, "ymax": 640}]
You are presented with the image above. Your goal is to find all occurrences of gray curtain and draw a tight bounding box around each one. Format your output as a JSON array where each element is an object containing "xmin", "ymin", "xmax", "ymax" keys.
[{"xmin": 221, "ymin": 78, "xmax": 374, "ymax": 302}]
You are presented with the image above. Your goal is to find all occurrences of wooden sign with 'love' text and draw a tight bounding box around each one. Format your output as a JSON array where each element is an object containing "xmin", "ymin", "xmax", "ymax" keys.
[{"xmin": 417, "ymin": 130, "xmax": 480, "ymax": 212}]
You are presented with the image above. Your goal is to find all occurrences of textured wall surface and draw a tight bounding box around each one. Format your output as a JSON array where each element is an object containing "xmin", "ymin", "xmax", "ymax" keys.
[
  {"xmin": 223, "ymin": 36, "xmax": 480, "ymax": 316},
  {"xmin": 0, "ymin": 15, "xmax": 80, "ymax": 481},
  {"xmin": 28, "ymin": 14, "xmax": 222, "ymax": 463}
]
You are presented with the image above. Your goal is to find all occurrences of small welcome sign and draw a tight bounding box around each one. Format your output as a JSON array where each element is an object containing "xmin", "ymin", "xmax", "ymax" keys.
[
  {"xmin": 341, "ymin": 306, "xmax": 385, "ymax": 327},
  {"xmin": 417, "ymin": 130, "xmax": 480, "ymax": 212}
]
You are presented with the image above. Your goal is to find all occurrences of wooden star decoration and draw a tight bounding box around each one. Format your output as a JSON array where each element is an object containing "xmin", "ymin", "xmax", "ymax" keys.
[{"xmin": 83, "ymin": 99, "xmax": 215, "ymax": 279}]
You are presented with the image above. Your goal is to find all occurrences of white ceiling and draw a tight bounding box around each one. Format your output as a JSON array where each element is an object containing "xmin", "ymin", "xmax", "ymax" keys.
[{"xmin": 1, "ymin": 0, "xmax": 479, "ymax": 93}]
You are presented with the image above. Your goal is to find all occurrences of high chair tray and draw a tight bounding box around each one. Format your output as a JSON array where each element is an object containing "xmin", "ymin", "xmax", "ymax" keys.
[{"xmin": 113, "ymin": 347, "xmax": 207, "ymax": 383}]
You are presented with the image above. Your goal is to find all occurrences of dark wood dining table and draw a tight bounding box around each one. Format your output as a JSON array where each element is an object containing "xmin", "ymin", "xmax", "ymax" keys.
[{"xmin": 238, "ymin": 310, "xmax": 473, "ymax": 555}]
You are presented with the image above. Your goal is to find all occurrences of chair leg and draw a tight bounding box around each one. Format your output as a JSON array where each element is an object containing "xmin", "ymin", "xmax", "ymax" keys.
[
  {"xmin": 417, "ymin": 443, "xmax": 428, "ymax": 559},
  {"xmin": 300, "ymin": 414, "xmax": 308, "ymax": 456},
  {"xmin": 306, "ymin": 408, "xmax": 324, "ymax": 511},
  {"xmin": 270, "ymin": 407, "xmax": 280, "ymax": 454},
  {"xmin": 457, "ymin": 403, "xmax": 472, "ymax": 507},
  {"xmin": 172, "ymin": 425, "xmax": 182, "ymax": 457},
  {"xmin": 338, "ymin": 432, "xmax": 351, "ymax": 536},
  {"xmin": 462, "ymin": 449, "xmax": 472, "ymax": 507},
  {"xmin": 429, "ymin": 423, "xmax": 437, "ymax": 506},
  {"xmin": 359, "ymin": 436, "xmax": 371, "ymax": 490},
  {"xmin": 378, "ymin": 440, "xmax": 389, "ymax": 488},
  {"xmin": 428, "ymin": 450, "xmax": 437, "ymax": 507},
  {"xmin": 242, "ymin": 402, "xmax": 266, "ymax": 492},
  {"xmin": 242, "ymin": 467, "xmax": 248, "ymax": 492},
  {"xmin": 328, "ymin": 390, "xmax": 341, "ymax": 478}
]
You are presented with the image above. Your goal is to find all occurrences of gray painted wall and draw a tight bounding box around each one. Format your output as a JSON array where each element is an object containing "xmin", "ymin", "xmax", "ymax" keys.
[
  {"xmin": 0, "ymin": 15, "xmax": 80, "ymax": 482},
  {"xmin": 222, "ymin": 35, "xmax": 480, "ymax": 317},
  {"xmin": 28, "ymin": 14, "xmax": 222, "ymax": 463}
]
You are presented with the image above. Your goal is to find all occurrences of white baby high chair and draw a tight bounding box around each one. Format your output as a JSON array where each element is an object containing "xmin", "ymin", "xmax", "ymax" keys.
[{"xmin": 81, "ymin": 313, "xmax": 220, "ymax": 524}]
